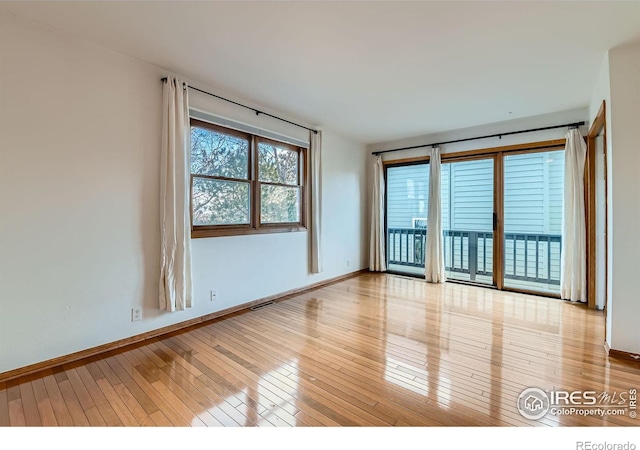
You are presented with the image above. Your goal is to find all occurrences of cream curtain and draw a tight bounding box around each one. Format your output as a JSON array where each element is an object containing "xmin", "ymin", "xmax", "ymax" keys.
[
  {"xmin": 560, "ymin": 129, "xmax": 587, "ymax": 302},
  {"xmin": 159, "ymin": 77, "xmax": 193, "ymax": 312},
  {"xmin": 369, "ymin": 155, "xmax": 386, "ymax": 271},
  {"xmin": 309, "ymin": 130, "xmax": 323, "ymax": 273},
  {"xmin": 425, "ymin": 147, "xmax": 446, "ymax": 283}
]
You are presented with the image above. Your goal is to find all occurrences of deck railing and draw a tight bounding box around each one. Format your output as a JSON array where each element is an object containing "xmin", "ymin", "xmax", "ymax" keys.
[{"xmin": 387, "ymin": 228, "xmax": 561, "ymax": 285}]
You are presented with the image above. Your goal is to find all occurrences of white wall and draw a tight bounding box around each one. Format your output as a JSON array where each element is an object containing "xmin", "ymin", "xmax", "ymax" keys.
[
  {"xmin": 0, "ymin": 15, "xmax": 368, "ymax": 373},
  {"xmin": 606, "ymin": 42, "xmax": 640, "ymax": 354},
  {"xmin": 589, "ymin": 54, "xmax": 611, "ymax": 126}
]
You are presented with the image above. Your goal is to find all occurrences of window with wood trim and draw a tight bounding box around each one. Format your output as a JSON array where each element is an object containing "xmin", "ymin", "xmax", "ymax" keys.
[{"xmin": 190, "ymin": 119, "xmax": 307, "ymax": 238}]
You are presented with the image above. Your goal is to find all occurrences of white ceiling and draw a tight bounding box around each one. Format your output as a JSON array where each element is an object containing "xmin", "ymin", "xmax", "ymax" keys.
[{"xmin": 2, "ymin": 1, "xmax": 639, "ymax": 144}]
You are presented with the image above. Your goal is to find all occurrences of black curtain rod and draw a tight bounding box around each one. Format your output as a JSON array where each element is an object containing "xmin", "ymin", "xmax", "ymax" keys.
[
  {"xmin": 161, "ymin": 77, "xmax": 318, "ymax": 134},
  {"xmin": 371, "ymin": 121, "xmax": 585, "ymax": 155}
]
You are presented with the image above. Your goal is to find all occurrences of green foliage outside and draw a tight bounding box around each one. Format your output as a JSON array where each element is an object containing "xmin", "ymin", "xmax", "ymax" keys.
[{"xmin": 191, "ymin": 127, "xmax": 300, "ymax": 225}]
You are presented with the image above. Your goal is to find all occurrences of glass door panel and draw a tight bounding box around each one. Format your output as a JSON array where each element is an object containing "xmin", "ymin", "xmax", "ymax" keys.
[
  {"xmin": 503, "ymin": 150, "xmax": 564, "ymax": 294},
  {"xmin": 441, "ymin": 158, "xmax": 495, "ymax": 285},
  {"xmin": 386, "ymin": 163, "xmax": 429, "ymax": 276}
]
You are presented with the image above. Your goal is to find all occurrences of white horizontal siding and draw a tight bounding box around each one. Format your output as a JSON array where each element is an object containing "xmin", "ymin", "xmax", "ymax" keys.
[
  {"xmin": 443, "ymin": 159, "xmax": 494, "ymax": 232},
  {"xmin": 504, "ymin": 151, "xmax": 564, "ymax": 234},
  {"xmin": 442, "ymin": 167, "xmax": 450, "ymax": 229},
  {"xmin": 387, "ymin": 164, "xmax": 429, "ymax": 229}
]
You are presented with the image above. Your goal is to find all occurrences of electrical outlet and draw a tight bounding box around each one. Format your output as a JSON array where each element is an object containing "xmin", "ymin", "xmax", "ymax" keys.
[
  {"xmin": 131, "ymin": 307, "xmax": 142, "ymax": 322},
  {"xmin": 347, "ymin": 259, "xmax": 351, "ymax": 267},
  {"xmin": 210, "ymin": 289, "xmax": 218, "ymax": 302}
]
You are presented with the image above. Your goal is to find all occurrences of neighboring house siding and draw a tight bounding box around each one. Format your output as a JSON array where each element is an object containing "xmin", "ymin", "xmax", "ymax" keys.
[
  {"xmin": 504, "ymin": 150, "xmax": 564, "ymax": 234},
  {"xmin": 504, "ymin": 153, "xmax": 545, "ymax": 233},
  {"xmin": 444, "ymin": 159, "xmax": 494, "ymax": 231},
  {"xmin": 441, "ymin": 166, "xmax": 450, "ymax": 230},
  {"xmin": 387, "ymin": 164, "xmax": 429, "ymax": 229},
  {"xmin": 547, "ymin": 150, "xmax": 564, "ymax": 234}
]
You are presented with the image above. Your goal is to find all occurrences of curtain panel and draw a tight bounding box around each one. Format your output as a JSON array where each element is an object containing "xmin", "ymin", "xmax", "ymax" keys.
[
  {"xmin": 309, "ymin": 130, "xmax": 323, "ymax": 273},
  {"xmin": 425, "ymin": 147, "xmax": 447, "ymax": 283},
  {"xmin": 159, "ymin": 77, "xmax": 193, "ymax": 312},
  {"xmin": 369, "ymin": 155, "xmax": 386, "ymax": 272},
  {"xmin": 560, "ymin": 129, "xmax": 587, "ymax": 302}
]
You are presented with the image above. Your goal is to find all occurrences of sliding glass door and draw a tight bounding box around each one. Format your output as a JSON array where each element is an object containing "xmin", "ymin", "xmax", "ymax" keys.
[{"xmin": 385, "ymin": 145, "xmax": 566, "ymax": 297}]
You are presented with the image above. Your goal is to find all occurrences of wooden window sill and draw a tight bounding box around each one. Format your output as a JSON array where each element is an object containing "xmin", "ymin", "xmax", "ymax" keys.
[{"xmin": 192, "ymin": 226, "xmax": 307, "ymax": 239}]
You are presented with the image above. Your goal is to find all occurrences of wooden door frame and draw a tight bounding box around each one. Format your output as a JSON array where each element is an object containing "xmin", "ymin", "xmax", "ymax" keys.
[
  {"xmin": 586, "ymin": 100, "xmax": 607, "ymax": 310},
  {"xmin": 493, "ymin": 153, "xmax": 504, "ymax": 290}
]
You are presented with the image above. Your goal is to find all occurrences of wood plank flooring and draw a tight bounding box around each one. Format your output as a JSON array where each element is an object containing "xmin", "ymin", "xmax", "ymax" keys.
[{"xmin": 1, "ymin": 273, "xmax": 639, "ymax": 426}]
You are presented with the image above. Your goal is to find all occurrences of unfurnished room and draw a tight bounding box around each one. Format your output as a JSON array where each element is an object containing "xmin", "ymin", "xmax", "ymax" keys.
[{"xmin": 1, "ymin": 1, "xmax": 639, "ymax": 446}]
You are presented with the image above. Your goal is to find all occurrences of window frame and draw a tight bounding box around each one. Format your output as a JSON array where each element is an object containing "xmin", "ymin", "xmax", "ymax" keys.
[{"xmin": 190, "ymin": 118, "xmax": 308, "ymax": 238}]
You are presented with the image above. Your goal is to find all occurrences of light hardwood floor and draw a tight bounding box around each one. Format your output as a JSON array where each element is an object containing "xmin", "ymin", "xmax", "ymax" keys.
[{"xmin": 1, "ymin": 273, "xmax": 638, "ymax": 426}]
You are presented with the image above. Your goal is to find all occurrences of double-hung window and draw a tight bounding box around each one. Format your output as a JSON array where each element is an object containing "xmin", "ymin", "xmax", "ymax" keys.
[{"xmin": 190, "ymin": 119, "xmax": 307, "ymax": 237}]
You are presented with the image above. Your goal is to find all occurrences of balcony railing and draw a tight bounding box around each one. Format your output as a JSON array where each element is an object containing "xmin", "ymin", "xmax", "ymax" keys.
[{"xmin": 387, "ymin": 227, "xmax": 561, "ymax": 286}]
